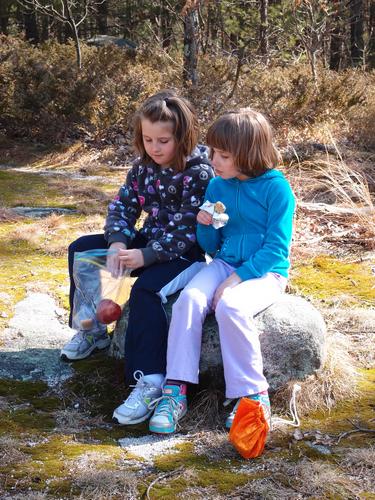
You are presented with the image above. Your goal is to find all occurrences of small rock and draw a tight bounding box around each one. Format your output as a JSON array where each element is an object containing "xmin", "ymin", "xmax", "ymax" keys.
[
  {"xmin": 305, "ymin": 441, "xmax": 332, "ymax": 455},
  {"xmin": 293, "ymin": 429, "xmax": 304, "ymax": 441}
]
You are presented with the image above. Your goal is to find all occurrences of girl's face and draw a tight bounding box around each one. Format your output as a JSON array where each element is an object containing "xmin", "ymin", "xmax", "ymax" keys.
[
  {"xmin": 211, "ymin": 148, "xmax": 249, "ymax": 180},
  {"xmin": 141, "ymin": 119, "xmax": 177, "ymax": 168}
]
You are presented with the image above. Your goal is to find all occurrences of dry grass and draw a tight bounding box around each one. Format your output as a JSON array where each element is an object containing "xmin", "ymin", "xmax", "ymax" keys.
[
  {"xmin": 229, "ymin": 459, "xmax": 362, "ymax": 499},
  {"xmin": 274, "ymin": 329, "xmax": 358, "ymax": 415},
  {"xmin": 54, "ymin": 408, "xmax": 107, "ymax": 434},
  {"xmin": 323, "ymin": 307, "xmax": 375, "ymax": 368},
  {"xmin": 193, "ymin": 430, "xmax": 238, "ymax": 461},
  {"xmin": 288, "ymin": 148, "xmax": 374, "ymax": 239},
  {"xmin": 0, "ymin": 436, "xmax": 29, "ymax": 466},
  {"xmin": 183, "ymin": 389, "xmax": 224, "ymax": 432},
  {"xmin": 341, "ymin": 446, "xmax": 375, "ymax": 469},
  {"xmin": 6, "ymin": 213, "xmax": 104, "ymax": 256},
  {"xmin": 74, "ymin": 468, "xmax": 140, "ymax": 500},
  {"xmin": 0, "ymin": 208, "xmax": 23, "ymax": 222}
]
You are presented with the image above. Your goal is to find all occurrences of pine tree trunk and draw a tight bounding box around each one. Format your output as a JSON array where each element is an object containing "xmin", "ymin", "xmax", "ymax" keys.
[
  {"xmin": 24, "ymin": 5, "xmax": 39, "ymax": 44},
  {"xmin": 0, "ymin": 0, "xmax": 10, "ymax": 35},
  {"xmin": 369, "ymin": 0, "xmax": 375, "ymax": 68},
  {"xmin": 329, "ymin": 0, "xmax": 343, "ymax": 70},
  {"xmin": 183, "ymin": 5, "xmax": 199, "ymax": 86},
  {"xmin": 349, "ymin": 0, "xmax": 364, "ymax": 66},
  {"xmin": 97, "ymin": 0, "xmax": 108, "ymax": 34},
  {"xmin": 259, "ymin": 0, "xmax": 269, "ymax": 64}
]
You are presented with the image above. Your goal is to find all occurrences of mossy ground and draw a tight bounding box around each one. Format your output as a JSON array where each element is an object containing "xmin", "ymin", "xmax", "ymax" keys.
[
  {"xmin": 291, "ymin": 255, "xmax": 375, "ymax": 307},
  {"xmin": 0, "ymin": 148, "xmax": 374, "ymax": 498}
]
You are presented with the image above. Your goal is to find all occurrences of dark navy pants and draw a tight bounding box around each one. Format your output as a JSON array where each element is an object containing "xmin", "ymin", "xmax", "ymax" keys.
[{"xmin": 68, "ymin": 233, "xmax": 203, "ymax": 384}]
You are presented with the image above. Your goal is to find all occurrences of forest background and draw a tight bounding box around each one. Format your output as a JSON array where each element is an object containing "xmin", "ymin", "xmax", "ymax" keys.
[{"xmin": 0, "ymin": 0, "xmax": 374, "ymax": 499}]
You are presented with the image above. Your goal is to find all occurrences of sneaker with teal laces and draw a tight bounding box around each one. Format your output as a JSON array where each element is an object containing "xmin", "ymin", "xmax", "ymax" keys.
[
  {"xmin": 225, "ymin": 391, "xmax": 271, "ymax": 430},
  {"xmin": 149, "ymin": 384, "xmax": 187, "ymax": 434},
  {"xmin": 60, "ymin": 330, "xmax": 110, "ymax": 361},
  {"xmin": 113, "ymin": 371, "xmax": 162, "ymax": 425}
]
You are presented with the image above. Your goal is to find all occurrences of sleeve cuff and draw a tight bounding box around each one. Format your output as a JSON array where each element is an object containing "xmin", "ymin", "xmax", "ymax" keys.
[
  {"xmin": 140, "ymin": 247, "xmax": 158, "ymax": 267},
  {"xmin": 106, "ymin": 232, "xmax": 129, "ymax": 246},
  {"xmin": 235, "ymin": 266, "xmax": 254, "ymax": 282}
]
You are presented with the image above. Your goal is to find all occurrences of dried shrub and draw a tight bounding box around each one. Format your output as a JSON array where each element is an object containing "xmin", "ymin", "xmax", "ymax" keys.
[{"xmin": 273, "ymin": 329, "xmax": 359, "ymax": 416}]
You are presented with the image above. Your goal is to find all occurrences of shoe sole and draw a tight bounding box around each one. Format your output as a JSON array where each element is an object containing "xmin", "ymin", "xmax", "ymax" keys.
[
  {"xmin": 149, "ymin": 406, "xmax": 187, "ymax": 434},
  {"xmin": 112, "ymin": 408, "xmax": 153, "ymax": 425},
  {"xmin": 60, "ymin": 338, "xmax": 110, "ymax": 361}
]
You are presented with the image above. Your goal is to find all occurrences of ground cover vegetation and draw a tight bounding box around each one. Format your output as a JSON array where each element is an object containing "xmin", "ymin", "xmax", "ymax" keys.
[{"xmin": 0, "ymin": 0, "xmax": 374, "ymax": 498}]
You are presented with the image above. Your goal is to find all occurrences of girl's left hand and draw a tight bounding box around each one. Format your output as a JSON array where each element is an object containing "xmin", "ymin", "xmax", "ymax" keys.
[
  {"xmin": 118, "ymin": 249, "xmax": 145, "ymax": 270},
  {"xmin": 212, "ymin": 272, "xmax": 242, "ymax": 310}
]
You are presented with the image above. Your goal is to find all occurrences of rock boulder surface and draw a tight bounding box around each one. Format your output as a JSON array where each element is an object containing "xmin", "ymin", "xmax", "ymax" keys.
[{"xmin": 110, "ymin": 294, "xmax": 327, "ymax": 391}]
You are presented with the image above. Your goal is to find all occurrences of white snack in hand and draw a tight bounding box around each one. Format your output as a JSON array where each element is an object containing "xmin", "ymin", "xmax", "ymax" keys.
[{"xmin": 199, "ymin": 200, "xmax": 229, "ymax": 229}]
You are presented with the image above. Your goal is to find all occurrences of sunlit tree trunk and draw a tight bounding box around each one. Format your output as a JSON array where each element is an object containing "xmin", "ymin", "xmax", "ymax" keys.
[
  {"xmin": 259, "ymin": 0, "xmax": 269, "ymax": 64},
  {"xmin": 183, "ymin": 1, "xmax": 199, "ymax": 86}
]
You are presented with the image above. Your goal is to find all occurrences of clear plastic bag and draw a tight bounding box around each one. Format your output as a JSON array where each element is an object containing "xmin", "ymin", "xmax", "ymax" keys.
[{"xmin": 72, "ymin": 249, "xmax": 132, "ymax": 332}]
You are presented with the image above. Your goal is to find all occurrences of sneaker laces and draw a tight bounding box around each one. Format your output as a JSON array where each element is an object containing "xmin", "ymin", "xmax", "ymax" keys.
[
  {"xmin": 122, "ymin": 370, "xmax": 152, "ymax": 410},
  {"xmin": 70, "ymin": 330, "xmax": 86, "ymax": 343},
  {"xmin": 148, "ymin": 393, "xmax": 182, "ymax": 423}
]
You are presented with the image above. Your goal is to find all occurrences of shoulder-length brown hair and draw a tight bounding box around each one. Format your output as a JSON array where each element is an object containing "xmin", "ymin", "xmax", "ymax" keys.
[
  {"xmin": 133, "ymin": 90, "xmax": 199, "ymax": 173},
  {"xmin": 206, "ymin": 108, "xmax": 280, "ymax": 177}
]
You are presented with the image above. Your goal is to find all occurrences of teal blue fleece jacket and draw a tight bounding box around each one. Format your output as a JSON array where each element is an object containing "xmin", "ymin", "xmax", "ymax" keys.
[{"xmin": 197, "ymin": 170, "xmax": 295, "ymax": 281}]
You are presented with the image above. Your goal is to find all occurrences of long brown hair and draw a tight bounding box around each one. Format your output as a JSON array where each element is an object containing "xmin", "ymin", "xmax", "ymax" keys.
[
  {"xmin": 206, "ymin": 108, "xmax": 280, "ymax": 177},
  {"xmin": 133, "ymin": 90, "xmax": 199, "ymax": 172}
]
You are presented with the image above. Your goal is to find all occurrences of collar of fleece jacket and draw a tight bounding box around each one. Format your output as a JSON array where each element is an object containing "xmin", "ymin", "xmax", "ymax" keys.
[{"xmin": 104, "ymin": 145, "xmax": 214, "ymax": 266}]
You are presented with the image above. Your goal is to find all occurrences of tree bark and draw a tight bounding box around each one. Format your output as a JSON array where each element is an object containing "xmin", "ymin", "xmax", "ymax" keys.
[
  {"xmin": 62, "ymin": 0, "xmax": 81, "ymax": 69},
  {"xmin": 96, "ymin": 0, "xmax": 108, "ymax": 34},
  {"xmin": 24, "ymin": 5, "xmax": 39, "ymax": 43},
  {"xmin": 183, "ymin": 3, "xmax": 199, "ymax": 86},
  {"xmin": 329, "ymin": 0, "xmax": 343, "ymax": 70},
  {"xmin": 259, "ymin": 0, "xmax": 269, "ymax": 64},
  {"xmin": 0, "ymin": 0, "xmax": 10, "ymax": 35},
  {"xmin": 369, "ymin": 0, "xmax": 375, "ymax": 68},
  {"xmin": 349, "ymin": 0, "xmax": 364, "ymax": 66}
]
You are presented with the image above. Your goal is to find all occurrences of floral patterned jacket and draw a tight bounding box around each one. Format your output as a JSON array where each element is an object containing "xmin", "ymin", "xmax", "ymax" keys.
[{"xmin": 104, "ymin": 145, "xmax": 213, "ymax": 266}]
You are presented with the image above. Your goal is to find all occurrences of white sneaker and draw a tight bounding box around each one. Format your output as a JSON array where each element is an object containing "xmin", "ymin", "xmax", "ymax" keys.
[
  {"xmin": 60, "ymin": 330, "xmax": 110, "ymax": 361},
  {"xmin": 113, "ymin": 371, "xmax": 162, "ymax": 425}
]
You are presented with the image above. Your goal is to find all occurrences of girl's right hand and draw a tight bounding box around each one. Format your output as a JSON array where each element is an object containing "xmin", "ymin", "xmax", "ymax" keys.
[
  {"xmin": 107, "ymin": 242, "xmax": 127, "ymax": 278},
  {"xmin": 197, "ymin": 210, "xmax": 213, "ymax": 225}
]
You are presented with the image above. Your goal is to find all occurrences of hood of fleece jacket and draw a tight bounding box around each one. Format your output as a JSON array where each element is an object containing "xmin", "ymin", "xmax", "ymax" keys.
[
  {"xmin": 225, "ymin": 169, "xmax": 285, "ymax": 184},
  {"xmin": 185, "ymin": 144, "xmax": 211, "ymax": 168}
]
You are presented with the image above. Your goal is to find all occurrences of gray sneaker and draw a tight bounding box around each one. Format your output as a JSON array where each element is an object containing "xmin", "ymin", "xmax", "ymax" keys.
[
  {"xmin": 60, "ymin": 330, "xmax": 111, "ymax": 361},
  {"xmin": 113, "ymin": 371, "xmax": 162, "ymax": 425}
]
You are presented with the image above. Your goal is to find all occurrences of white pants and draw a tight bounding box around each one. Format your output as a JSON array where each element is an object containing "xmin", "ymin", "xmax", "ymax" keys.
[{"xmin": 166, "ymin": 259, "xmax": 286, "ymax": 398}]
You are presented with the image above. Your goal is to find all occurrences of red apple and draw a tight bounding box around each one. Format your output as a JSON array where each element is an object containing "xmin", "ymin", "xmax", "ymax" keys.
[{"xmin": 96, "ymin": 299, "xmax": 122, "ymax": 324}]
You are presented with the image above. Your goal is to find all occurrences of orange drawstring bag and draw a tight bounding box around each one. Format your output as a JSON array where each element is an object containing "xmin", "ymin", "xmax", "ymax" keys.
[{"xmin": 229, "ymin": 397, "xmax": 270, "ymax": 459}]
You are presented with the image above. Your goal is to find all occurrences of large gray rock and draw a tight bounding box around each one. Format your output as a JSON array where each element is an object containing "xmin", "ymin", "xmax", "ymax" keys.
[{"xmin": 110, "ymin": 294, "xmax": 327, "ymax": 391}]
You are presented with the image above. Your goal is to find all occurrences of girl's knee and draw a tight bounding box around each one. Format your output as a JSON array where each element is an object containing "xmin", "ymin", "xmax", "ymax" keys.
[
  {"xmin": 215, "ymin": 292, "xmax": 241, "ymax": 319},
  {"xmin": 174, "ymin": 287, "xmax": 208, "ymax": 310}
]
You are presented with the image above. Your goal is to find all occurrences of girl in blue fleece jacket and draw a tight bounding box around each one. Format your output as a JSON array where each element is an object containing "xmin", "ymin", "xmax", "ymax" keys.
[{"xmin": 149, "ymin": 108, "xmax": 295, "ymax": 435}]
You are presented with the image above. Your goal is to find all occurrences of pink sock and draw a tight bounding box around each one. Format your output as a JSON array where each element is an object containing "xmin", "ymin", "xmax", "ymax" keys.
[{"xmin": 166, "ymin": 379, "xmax": 187, "ymax": 395}]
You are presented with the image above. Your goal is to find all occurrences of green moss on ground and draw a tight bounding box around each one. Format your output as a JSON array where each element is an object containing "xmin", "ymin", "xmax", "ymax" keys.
[
  {"xmin": 302, "ymin": 368, "xmax": 375, "ymax": 441},
  {"xmin": 0, "ymin": 170, "xmax": 71, "ymax": 208},
  {"xmin": 150, "ymin": 443, "xmax": 251, "ymax": 497},
  {"xmin": 291, "ymin": 255, "xmax": 375, "ymax": 306}
]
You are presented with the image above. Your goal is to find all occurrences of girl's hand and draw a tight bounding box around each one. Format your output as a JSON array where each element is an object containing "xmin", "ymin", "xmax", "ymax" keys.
[
  {"xmin": 197, "ymin": 210, "xmax": 213, "ymax": 225},
  {"xmin": 118, "ymin": 249, "xmax": 145, "ymax": 270},
  {"xmin": 107, "ymin": 242, "xmax": 127, "ymax": 277},
  {"xmin": 212, "ymin": 272, "xmax": 242, "ymax": 310}
]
